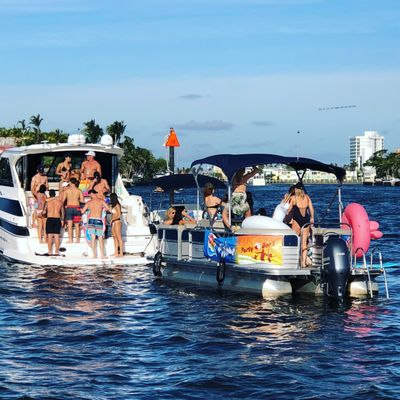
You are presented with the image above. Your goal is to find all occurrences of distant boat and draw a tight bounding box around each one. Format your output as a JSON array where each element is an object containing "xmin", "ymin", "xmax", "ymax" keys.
[{"xmin": 250, "ymin": 175, "xmax": 266, "ymax": 186}]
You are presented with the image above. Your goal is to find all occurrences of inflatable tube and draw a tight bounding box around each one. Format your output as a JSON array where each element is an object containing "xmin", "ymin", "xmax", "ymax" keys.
[
  {"xmin": 341, "ymin": 203, "xmax": 383, "ymax": 258},
  {"xmin": 242, "ymin": 215, "xmax": 291, "ymax": 230}
]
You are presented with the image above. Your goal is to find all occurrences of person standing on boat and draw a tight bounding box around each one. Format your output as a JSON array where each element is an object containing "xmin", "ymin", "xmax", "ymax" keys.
[
  {"xmin": 80, "ymin": 150, "xmax": 102, "ymax": 180},
  {"xmin": 287, "ymin": 182, "xmax": 315, "ymax": 267},
  {"xmin": 43, "ymin": 189, "xmax": 64, "ymax": 256},
  {"xmin": 55, "ymin": 153, "xmax": 72, "ymax": 192},
  {"xmin": 60, "ymin": 177, "xmax": 84, "ymax": 243},
  {"xmin": 31, "ymin": 165, "xmax": 49, "ymax": 194},
  {"xmin": 231, "ymin": 166, "xmax": 260, "ymax": 218},
  {"xmin": 203, "ymin": 182, "xmax": 224, "ymax": 221},
  {"xmin": 36, "ymin": 184, "xmax": 47, "ymax": 243},
  {"xmin": 81, "ymin": 189, "xmax": 111, "ymax": 259},
  {"xmin": 110, "ymin": 193, "xmax": 123, "ymax": 257},
  {"xmin": 88, "ymin": 171, "xmax": 110, "ymax": 199}
]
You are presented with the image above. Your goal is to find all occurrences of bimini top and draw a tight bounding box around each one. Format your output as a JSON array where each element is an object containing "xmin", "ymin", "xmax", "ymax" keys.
[
  {"xmin": 191, "ymin": 153, "xmax": 346, "ymax": 182},
  {"xmin": 152, "ymin": 174, "xmax": 226, "ymax": 191}
]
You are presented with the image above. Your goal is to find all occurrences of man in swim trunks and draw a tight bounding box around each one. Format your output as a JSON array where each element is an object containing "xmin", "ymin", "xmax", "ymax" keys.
[
  {"xmin": 80, "ymin": 150, "xmax": 102, "ymax": 180},
  {"xmin": 81, "ymin": 189, "xmax": 111, "ymax": 259},
  {"xmin": 43, "ymin": 189, "xmax": 64, "ymax": 256},
  {"xmin": 60, "ymin": 177, "xmax": 84, "ymax": 243}
]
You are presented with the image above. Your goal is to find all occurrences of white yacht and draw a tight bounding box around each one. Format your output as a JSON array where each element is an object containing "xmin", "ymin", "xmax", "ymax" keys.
[{"xmin": 0, "ymin": 134, "xmax": 156, "ymax": 265}]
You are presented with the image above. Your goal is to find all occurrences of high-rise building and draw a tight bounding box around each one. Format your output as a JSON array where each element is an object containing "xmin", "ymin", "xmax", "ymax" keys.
[{"xmin": 349, "ymin": 131, "xmax": 384, "ymax": 168}]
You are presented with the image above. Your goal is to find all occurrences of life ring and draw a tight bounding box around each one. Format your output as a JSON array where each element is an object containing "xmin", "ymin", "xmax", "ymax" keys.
[
  {"xmin": 153, "ymin": 251, "xmax": 163, "ymax": 276},
  {"xmin": 341, "ymin": 203, "xmax": 382, "ymax": 258},
  {"xmin": 216, "ymin": 260, "xmax": 226, "ymax": 284}
]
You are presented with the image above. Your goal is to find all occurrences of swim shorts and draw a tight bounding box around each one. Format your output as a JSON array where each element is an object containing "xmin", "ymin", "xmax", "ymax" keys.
[
  {"xmin": 66, "ymin": 206, "xmax": 81, "ymax": 223},
  {"xmin": 46, "ymin": 217, "xmax": 61, "ymax": 234},
  {"xmin": 87, "ymin": 218, "xmax": 104, "ymax": 237}
]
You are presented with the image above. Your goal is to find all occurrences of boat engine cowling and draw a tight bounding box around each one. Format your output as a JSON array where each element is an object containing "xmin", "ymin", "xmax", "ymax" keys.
[{"xmin": 322, "ymin": 236, "xmax": 351, "ymax": 300}]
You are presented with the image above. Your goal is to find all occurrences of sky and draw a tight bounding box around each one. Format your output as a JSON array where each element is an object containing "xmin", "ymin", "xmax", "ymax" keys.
[{"xmin": 0, "ymin": 0, "xmax": 399, "ymax": 167}]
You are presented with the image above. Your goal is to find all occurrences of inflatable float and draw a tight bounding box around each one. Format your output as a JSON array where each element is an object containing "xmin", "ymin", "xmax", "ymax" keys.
[{"xmin": 341, "ymin": 203, "xmax": 383, "ymax": 258}]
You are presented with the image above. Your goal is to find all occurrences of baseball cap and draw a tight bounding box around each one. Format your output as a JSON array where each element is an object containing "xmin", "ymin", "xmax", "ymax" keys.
[
  {"xmin": 37, "ymin": 165, "xmax": 44, "ymax": 173},
  {"xmin": 85, "ymin": 150, "xmax": 96, "ymax": 157},
  {"xmin": 62, "ymin": 182, "xmax": 70, "ymax": 187}
]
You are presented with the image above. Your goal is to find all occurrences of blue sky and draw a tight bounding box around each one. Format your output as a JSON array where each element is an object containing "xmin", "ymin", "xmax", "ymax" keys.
[{"xmin": 0, "ymin": 0, "xmax": 399, "ymax": 166}]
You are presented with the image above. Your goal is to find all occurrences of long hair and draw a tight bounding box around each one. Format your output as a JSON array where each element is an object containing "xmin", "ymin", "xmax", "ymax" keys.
[{"xmin": 110, "ymin": 193, "xmax": 120, "ymax": 208}]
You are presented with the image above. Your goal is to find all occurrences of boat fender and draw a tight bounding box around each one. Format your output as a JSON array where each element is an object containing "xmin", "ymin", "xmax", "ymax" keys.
[
  {"xmin": 153, "ymin": 251, "xmax": 163, "ymax": 277},
  {"xmin": 341, "ymin": 203, "xmax": 383, "ymax": 258},
  {"xmin": 216, "ymin": 260, "xmax": 226, "ymax": 285}
]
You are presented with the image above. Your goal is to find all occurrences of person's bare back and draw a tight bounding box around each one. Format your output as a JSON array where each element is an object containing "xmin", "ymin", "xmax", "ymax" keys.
[
  {"xmin": 82, "ymin": 197, "xmax": 109, "ymax": 219},
  {"xmin": 46, "ymin": 197, "xmax": 64, "ymax": 218},
  {"xmin": 61, "ymin": 186, "xmax": 84, "ymax": 206}
]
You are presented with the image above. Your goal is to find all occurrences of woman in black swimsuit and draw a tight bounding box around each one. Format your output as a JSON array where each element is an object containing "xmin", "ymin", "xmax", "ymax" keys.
[
  {"xmin": 287, "ymin": 183, "xmax": 315, "ymax": 267},
  {"xmin": 203, "ymin": 182, "xmax": 224, "ymax": 222}
]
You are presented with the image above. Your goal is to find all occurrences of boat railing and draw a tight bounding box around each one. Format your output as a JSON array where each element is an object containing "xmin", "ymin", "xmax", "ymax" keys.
[
  {"xmin": 352, "ymin": 247, "xmax": 373, "ymax": 298},
  {"xmin": 370, "ymin": 247, "xmax": 389, "ymax": 299}
]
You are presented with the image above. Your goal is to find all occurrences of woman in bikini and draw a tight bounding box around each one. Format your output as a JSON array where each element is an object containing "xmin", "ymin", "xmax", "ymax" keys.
[
  {"xmin": 56, "ymin": 153, "xmax": 72, "ymax": 192},
  {"xmin": 36, "ymin": 184, "xmax": 47, "ymax": 243},
  {"xmin": 110, "ymin": 193, "xmax": 123, "ymax": 257},
  {"xmin": 287, "ymin": 182, "xmax": 315, "ymax": 267},
  {"xmin": 203, "ymin": 182, "xmax": 224, "ymax": 221}
]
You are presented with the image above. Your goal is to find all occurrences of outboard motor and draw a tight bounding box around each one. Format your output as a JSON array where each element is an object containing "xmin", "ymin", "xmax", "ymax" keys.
[{"xmin": 321, "ymin": 236, "xmax": 351, "ymax": 301}]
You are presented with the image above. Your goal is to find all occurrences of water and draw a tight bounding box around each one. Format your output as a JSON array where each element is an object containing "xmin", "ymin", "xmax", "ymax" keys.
[{"xmin": 1, "ymin": 185, "xmax": 399, "ymax": 399}]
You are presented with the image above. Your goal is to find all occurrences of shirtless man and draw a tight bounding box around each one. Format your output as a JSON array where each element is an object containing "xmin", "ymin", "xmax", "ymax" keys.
[
  {"xmin": 80, "ymin": 150, "xmax": 101, "ymax": 180},
  {"xmin": 43, "ymin": 189, "xmax": 64, "ymax": 256},
  {"xmin": 31, "ymin": 165, "xmax": 49, "ymax": 195},
  {"xmin": 81, "ymin": 189, "xmax": 110, "ymax": 259},
  {"xmin": 88, "ymin": 171, "xmax": 110, "ymax": 199},
  {"xmin": 60, "ymin": 177, "xmax": 84, "ymax": 243}
]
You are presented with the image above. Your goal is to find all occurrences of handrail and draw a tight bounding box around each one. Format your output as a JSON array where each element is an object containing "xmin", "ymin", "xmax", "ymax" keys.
[
  {"xmin": 370, "ymin": 247, "xmax": 389, "ymax": 299},
  {"xmin": 353, "ymin": 247, "xmax": 373, "ymax": 298}
]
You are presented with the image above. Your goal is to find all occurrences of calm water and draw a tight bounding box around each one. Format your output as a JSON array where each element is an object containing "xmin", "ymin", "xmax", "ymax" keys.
[{"xmin": 1, "ymin": 185, "xmax": 399, "ymax": 400}]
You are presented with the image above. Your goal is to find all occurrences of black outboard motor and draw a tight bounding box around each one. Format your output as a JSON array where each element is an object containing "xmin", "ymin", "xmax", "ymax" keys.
[{"xmin": 321, "ymin": 236, "xmax": 351, "ymax": 301}]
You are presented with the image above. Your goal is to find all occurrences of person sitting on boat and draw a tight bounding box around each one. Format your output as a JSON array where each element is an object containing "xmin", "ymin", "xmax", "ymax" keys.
[
  {"xmin": 110, "ymin": 193, "xmax": 123, "ymax": 257},
  {"xmin": 55, "ymin": 153, "xmax": 72, "ymax": 192},
  {"xmin": 60, "ymin": 177, "xmax": 84, "ymax": 243},
  {"xmin": 81, "ymin": 189, "xmax": 111, "ymax": 259},
  {"xmin": 203, "ymin": 182, "xmax": 224, "ymax": 222},
  {"xmin": 287, "ymin": 182, "xmax": 315, "ymax": 267},
  {"xmin": 88, "ymin": 171, "xmax": 111, "ymax": 200},
  {"xmin": 43, "ymin": 189, "xmax": 64, "ymax": 256},
  {"xmin": 163, "ymin": 206, "xmax": 195, "ymax": 225},
  {"xmin": 231, "ymin": 166, "xmax": 261, "ymax": 218},
  {"xmin": 36, "ymin": 184, "xmax": 47, "ymax": 244},
  {"xmin": 80, "ymin": 150, "xmax": 102, "ymax": 180}
]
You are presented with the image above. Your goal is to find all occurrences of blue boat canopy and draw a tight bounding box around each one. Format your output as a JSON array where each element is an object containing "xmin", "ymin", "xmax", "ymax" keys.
[
  {"xmin": 151, "ymin": 174, "xmax": 226, "ymax": 191},
  {"xmin": 191, "ymin": 153, "xmax": 346, "ymax": 182}
]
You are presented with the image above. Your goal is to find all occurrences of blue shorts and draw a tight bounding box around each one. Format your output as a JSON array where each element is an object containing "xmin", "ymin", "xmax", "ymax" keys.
[{"xmin": 87, "ymin": 218, "xmax": 104, "ymax": 237}]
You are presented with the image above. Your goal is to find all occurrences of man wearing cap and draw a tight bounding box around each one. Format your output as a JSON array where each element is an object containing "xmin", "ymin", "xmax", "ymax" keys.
[
  {"xmin": 31, "ymin": 165, "xmax": 49, "ymax": 195},
  {"xmin": 80, "ymin": 150, "xmax": 102, "ymax": 180},
  {"xmin": 43, "ymin": 189, "xmax": 64, "ymax": 256},
  {"xmin": 88, "ymin": 171, "xmax": 110, "ymax": 199}
]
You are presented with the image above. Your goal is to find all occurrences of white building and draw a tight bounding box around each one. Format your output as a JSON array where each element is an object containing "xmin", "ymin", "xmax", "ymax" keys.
[{"xmin": 350, "ymin": 130, "xmax": 384, "ymax": 169}]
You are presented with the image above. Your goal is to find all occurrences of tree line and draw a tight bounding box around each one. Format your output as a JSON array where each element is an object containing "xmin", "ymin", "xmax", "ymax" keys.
[
  {"xmin": 364, "ymin": 149, "xmax": 400, "ymax": 179},
  {"xmin": 0, "ymin": 115, "xmax": 167, "ymax": 183}
]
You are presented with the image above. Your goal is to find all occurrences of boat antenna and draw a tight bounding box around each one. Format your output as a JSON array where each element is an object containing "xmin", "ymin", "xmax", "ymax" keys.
[{"xmin": 297, "ymin": 130, "xmax": 300, "ymax": 161}]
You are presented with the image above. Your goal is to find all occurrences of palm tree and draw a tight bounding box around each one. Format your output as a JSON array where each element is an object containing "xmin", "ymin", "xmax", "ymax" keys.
[
  {"xmin": 29, "ymin": 114, "xmax": 43, "ymax": 143},
  {"xmin": 82, "ymin": 119, "xmax": 103, "ymax": 143},
  {"xmin": 106, "ymin": 121, "xmax": 126, "ymax": 145}
]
